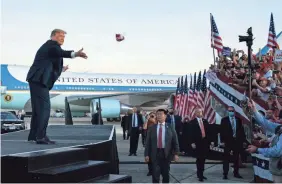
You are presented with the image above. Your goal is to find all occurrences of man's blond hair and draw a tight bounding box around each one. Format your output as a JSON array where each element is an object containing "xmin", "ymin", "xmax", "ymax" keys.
[{"xmin": 50, "ymin": 29, "xmax": 67, "ymax": 37}]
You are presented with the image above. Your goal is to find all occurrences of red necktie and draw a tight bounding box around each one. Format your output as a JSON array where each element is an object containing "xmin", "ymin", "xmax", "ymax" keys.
[
  {"xmin": 158, "ymin": 124, "xmax": 163, "ymax": 148},
  {"xmin": 199, "ymin": 119, "xmax": 206, "ymax": 138}
]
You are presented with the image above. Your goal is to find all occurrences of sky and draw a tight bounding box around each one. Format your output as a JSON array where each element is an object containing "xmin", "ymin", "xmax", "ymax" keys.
[{"xmin": 1, "ymin": 0, "xmax": 282, "ymax": 75}]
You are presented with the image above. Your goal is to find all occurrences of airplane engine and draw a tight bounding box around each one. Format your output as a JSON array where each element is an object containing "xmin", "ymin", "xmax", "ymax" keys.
[{"xmin": 90, "ymin": 99, "xmax": 131, "ymax": 119}]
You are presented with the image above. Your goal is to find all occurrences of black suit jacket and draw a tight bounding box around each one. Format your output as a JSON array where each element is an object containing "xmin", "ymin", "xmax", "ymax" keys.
[
  {"xmin": 144, "ymin": 123, "xmax": 180, "ymax": 162},
  {"xmin": 126, "ymin": 113, "xmax": 144, "ymax": 132},
  {"xmin": 189, "ymin": 118, "xmax": 211, "ymax": 145},
  {"xmin": 26, "ymin": 40, "xmax": 73, "ymax": 89},
  {"xmin": 166, "ymin": 114, "xmax": 182, "ymax": 133},
  {"xmin": 220, "ymin": 116, "xmax": 246, "ymax": 147},
  {"xmin": 121, "ymin": 115, "xmax": 128, "ymax": 129}
]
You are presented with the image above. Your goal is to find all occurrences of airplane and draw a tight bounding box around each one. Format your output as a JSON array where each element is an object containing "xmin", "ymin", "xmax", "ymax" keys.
[{"xmin": 1, "ymin": 64, "xmax": 182, "ymax": 121}]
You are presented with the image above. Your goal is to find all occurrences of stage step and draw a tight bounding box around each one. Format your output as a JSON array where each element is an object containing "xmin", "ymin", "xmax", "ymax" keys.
[
  {"xmin": 30, "ymin": 160, "xmax": 110, "ymax": 183},
  {"xmin": 82, "ymin": 174, "xmax": 132, "ymax": 183},
  {"xmin": 13, "ymin": 147, "xmax": 88, "ymax": 171}
]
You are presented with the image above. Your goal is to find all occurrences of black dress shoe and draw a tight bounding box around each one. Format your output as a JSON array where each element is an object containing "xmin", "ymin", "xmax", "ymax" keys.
[
  {"xmin": 234, "ymin": 174, "xmax": 243, "ymax": 179},
  {"xmin": 203, "ymin": 176, "xmax": 207, "ymax": 180},
  {"xmin": 147, "ymin": 172, "xmax": 152, "ymax": 176},
  {"xmin": 128, "ymin": 153, "xmax": 132, "ymax": 156},
  {"xmin": 223, "ymin": 175, "xmax": 228, "ymax": 180},
  {"xmin": 45, "ymin": 136, "xmax": 56, "ymax": 144},
  {"xmin": 134, "ymin": 153, "xmax": 137, "ymax": 156},
  {"xmin": 36, "ymin": 138, "xmax": 50, "ymax": 144},
  {"xmin": 198, "ymin": 178, "xmax": 204, "ymax": 182}
]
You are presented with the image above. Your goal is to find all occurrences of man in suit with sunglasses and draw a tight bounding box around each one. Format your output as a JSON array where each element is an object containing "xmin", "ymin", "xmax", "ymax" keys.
[{"xmin": 220, "ymin": 106, "xmax": 247, "ymax": 180}]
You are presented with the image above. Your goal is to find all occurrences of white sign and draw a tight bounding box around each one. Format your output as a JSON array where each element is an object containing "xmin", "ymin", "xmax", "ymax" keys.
[
  {"xmin": 274, "ymin": 50, "xmax": 282, "ymax": 62},
  {"xmin": 205, "ymin": 70, "xmax": 218, "ymax": 84}
]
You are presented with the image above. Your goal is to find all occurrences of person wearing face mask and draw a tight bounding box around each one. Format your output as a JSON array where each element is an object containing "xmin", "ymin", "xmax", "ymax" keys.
[{"xmin": 220, "ymin": 106, "xmax": 247, "ymax": 180}]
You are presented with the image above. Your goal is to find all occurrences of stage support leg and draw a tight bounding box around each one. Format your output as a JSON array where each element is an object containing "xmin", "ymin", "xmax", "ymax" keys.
[{"xmin": 65, "ymin": 97, "xmax": 73, "ymax": 125}]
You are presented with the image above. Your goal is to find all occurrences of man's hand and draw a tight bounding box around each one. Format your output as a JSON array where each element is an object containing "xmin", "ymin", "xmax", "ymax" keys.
[
  {"xmin": 173, "ymin": 155, "xmax": 179, "ymax": 162},
  {"xmin": 248, "ymin": 100, "xmax": 256, "ymax": 112},
  {"xmin": 75, "ymin": 48, "xmax": 88, "ymax": 59},
  {"xmin": 246, "ymin": 145, "xmax": 258, "ymax": 153},
  {"xmin": 145, "ymin": 156, "xmax": 150, "ymax": 163},
  {"xmin": 62, "ymin": 65, "xmax": 69, "ymax": 72},
  {"xmin": 191, "ymin": 143, "xmax": 196, "ymax": 149},
  {"xmin": 211, "ymin": 142, "xmax": 215, "ymax": 147}
]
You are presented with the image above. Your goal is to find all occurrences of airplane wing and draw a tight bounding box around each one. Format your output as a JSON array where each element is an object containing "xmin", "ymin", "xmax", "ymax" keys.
[{"xmin": 67, "ymin": 90, "xmax": 175, "ymax": 106}]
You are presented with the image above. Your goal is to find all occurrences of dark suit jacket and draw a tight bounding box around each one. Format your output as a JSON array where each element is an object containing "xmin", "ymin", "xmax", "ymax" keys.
[
  {"xmin": 189, "ymin": 118, "xmax": 212, "ymax": 145},
  {"xmin": 220, "ymin": 116, "xmax": 246, "ymax": 147},
  {"xmin": 121, "ymin": 115, "xmax": 128, "ymax": 129},
  {"xmin": 126, "ymin": 113, "xmax": 144, "ymax": 133},
  {"xmin": 166, "ymin": 114, "xmax": 182, "ymax": 133},
  {"xmin": 91, "ymin": 113, "xmax": 103, "ymax": 125},
  {"xmin": 26, "ymin": 40, "xmax": 73, "ymax": 90},
  {"xmin": 144, "ymin": 123, "xmax": 180, "ymax": 162}
]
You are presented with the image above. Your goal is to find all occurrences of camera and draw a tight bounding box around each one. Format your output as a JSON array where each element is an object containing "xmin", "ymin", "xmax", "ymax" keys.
[{"xmin": 239, "ymin": 27, "xmax": 254, "ymax": 47}]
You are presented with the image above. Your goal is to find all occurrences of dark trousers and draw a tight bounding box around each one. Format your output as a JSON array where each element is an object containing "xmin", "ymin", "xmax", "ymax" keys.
[
  {"xmin": 195, "ymin": 138, "xmax": 209, "ymax": 178},
  {"xmin": 223, "ymin": 140, "xmax": 242, "ymax": 176},
  {"xmin": 148, "ymin": 161, "xmax": 153, "ymax": 174},
  {"xmin": 142, "ymin": 129, "xmax": 146, "ymax": 146},
  {"xmin": 129, "ymin": 127, "xmax": 139, "ymax": 154},
  {"xmin": 28, "ymin": 82, "xmax": 50, "ymax": 140},
  {"xmin": 152, "ymin": 149, "xmax": 170, "ymax": 183},
  {"xmin": 122, "ymin": 127, "xmax": 128, "ymax": 140}
]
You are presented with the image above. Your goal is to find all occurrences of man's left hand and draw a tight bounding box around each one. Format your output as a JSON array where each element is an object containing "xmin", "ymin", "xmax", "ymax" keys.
[
  {"xmin": 246, "ymin": 145, "xmax": 258, "ymax": 153},
  {"xmin": 62, "ymin": 65, "xmax": 69, "ymax": 72},
  {"xmin": 173, "ymin": 155, "xmax": 179, "ymax": 162}
]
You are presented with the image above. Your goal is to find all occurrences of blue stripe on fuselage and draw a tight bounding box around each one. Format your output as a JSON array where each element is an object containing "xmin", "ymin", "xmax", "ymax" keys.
[{"xmin": 1, "ymin": 64, "xmax": 176, "ymax": 92}]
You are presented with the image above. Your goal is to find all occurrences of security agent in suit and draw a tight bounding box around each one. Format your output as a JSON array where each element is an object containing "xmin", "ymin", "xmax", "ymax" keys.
[
  {"xmin": 189, "ymin": 108, "xmax": 212, "ymax": 182},
  {"xmin": 121, "ymin": 112, "xmax": 129, "ymax": 140},
  {"xmin": 166, "ymin": 108, "xmax": 183, "ymax": 150},
  {"xmin": 126, "ymin": 107, "xmax": 144, "ymax": 156},
  {"xmin": 145, "ymin": 109, "xmax": 180, "ymax": 183},
  {"xmin": 91, "ymin": 108, "xmax": 103, "ymax": 125},
  {"xmin": 220, "ymin": 106, "xmax": 246, "ymax": 179},
  {"xmin": 26, "ymin": 29, "xmax": 87, "ymax": 144}
]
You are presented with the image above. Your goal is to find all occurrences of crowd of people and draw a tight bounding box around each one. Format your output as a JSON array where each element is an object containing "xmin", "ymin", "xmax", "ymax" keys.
[{"xmin": 120, "ymin": 106, "xmax": 251, "ymax": 182}]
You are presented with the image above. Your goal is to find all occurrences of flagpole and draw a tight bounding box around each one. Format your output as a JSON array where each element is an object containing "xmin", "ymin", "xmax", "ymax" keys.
[{"xmin": 210, "ymin": 13, "xmax": 216, "ymax": 67}]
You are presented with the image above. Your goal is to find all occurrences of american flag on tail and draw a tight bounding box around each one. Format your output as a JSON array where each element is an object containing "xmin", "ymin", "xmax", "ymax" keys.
[
  {"xmin": 174, "ymin": 78, "xmax": 181, "ymax": 110},
  {"xmin": 267, "ymin": 13, "xmax": 280, "ymax": 49},
  {"xmin": 179, "ymin": 75, "xmax": 188, "ymax": 119},
  {"xmin": 210, "ymin": 13, "xmax": 223, "ymax": 53}
]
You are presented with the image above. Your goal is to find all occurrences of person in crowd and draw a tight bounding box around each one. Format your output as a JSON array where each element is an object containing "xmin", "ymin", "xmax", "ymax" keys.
[
  {"xmin": 181, "ymin": 116, "xmax": 192, "ymax": 156},
  {"xmin": 91, "ymin": 108, "xmax": 103, "ymax": 125},
  {"xmin": 144, "ymin": 109, "xmax": 179, "ymax": 183},
  {"xmin": 126, "ymin": 107, "xmax": 143, "ymax": 156},
  {"xmin": 121, "ymin": 112, "xmax": 129, "ymax": 140},
  {"xmin": 166, "ymin": 108, "xmax": 183, "ymax": 151},
  {"xmin": 144, "ymin": 112, "xmax": 157, "ymax": 176},
  {"xmin": 246, "ymin": 100, "xmax": 282, "ymax": 183},
  {"xmin": 220, "ymin": 106, "xmax": 247, "ymax": 180},
  {"xmin": 189, "ymin": 108, "xmax": 212, "ymax": 182},
  {"xmin": 141, "ymin": 110, "xmax": 147, "ymax": 147}
]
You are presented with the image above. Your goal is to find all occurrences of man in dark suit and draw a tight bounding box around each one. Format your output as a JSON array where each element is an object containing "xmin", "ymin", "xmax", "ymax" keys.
[
  {"xmin": 220, "ymin": 106, "xmax": 246, "ymax": 179},
  {"xmin": 121, "ymin": 112, "xmax": 129, "ymax": 140},
  {"xmin": 91, "ymin": 108, "xmax": 103, "ymax": 125},
  {"xmin": 189, "ymin": 108, "xmax": 212, "ymax": 182},
  {"xmin": 145, "ymin": 109, "xmax": 179, "ymax": 183},
  {"xmin": 166, "ymin": 108, "xmax": 183, "ymax": 151},
  {"xmin": 126, "ymin": 107, "xmax": 144, "ymax": 156},
  {"xmin": 26, "ymin": 29, "xmax": 87, "ymax": 144}
]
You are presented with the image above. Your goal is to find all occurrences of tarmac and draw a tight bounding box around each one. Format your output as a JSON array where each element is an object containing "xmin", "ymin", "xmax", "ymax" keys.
[{"xmin": 22, "ymin": 117, "xmax": 254, "ymax": 183}]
